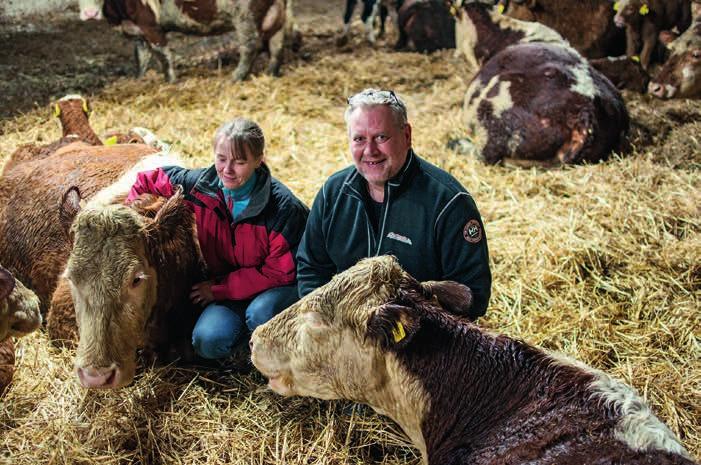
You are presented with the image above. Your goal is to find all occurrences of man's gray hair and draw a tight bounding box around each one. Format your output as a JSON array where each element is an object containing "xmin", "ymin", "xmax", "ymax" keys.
[
  {"xmin": 344, "ymin": 88, "xmax": 408, "ymax": 128},
  {"xmin": 213, "ymin": 117, "xmax": 265, "ymax": 160}
]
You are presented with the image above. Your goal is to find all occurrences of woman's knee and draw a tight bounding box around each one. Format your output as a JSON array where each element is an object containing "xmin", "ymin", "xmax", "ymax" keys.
[
  {"xmin": 245, "ymin": 285, "xmax": 298, "ymax": 331},
  {"xmin": 191, "ymin": 304, "xmax": 244, "ymax": 359}
]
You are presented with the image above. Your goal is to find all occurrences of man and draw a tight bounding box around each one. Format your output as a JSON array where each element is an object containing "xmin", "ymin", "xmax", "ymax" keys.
[{"xmin": 296, "ymin": 88, "xmax": 491, "ymax": 319}]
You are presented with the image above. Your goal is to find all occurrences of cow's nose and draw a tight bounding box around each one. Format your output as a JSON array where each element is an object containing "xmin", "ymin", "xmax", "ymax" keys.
[
  {"xmin": 76, "ymin": 366, "xmax": 120, "ymax": 389},
  {"xmin": 80, "ymin": 7, "xmax": 101, "ymax": 20},
  {"xmin": 10, "ymin": 310, "xmax": 41, "ymax": 335},
  {"xmin": 648, "ymin": 82, "xmax": 666, "ymax": 98}
]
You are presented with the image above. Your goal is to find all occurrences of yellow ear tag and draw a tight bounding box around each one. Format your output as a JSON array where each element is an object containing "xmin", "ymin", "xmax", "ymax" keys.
[
  {"xmin": 104, "ymin": 135, "xmax": 118, "ymax": 146},
  {"xmin": 391, "ymin": 321, "xmax": 406, "ymax": 343},
  {"xmin": 497, "ymin": 3, "xmax": 505, "ymax": 14},
  {"xmin": 631, "ymin": 55, "xmax": 640, "ymax": 62},
  {"xmin": 639, "ymin": 4, "xmax": 649, "ymax": 15},
  {"xmin": 53, "ymin": 103, "xmax": 61, "ymax": 118},
  {"xmin": 613, "ymin": 1, "xmax": 619, "ymax": 11},
  {"xmin": 81, "ymin": 99, "xmax": 89, "ymax": 114}
]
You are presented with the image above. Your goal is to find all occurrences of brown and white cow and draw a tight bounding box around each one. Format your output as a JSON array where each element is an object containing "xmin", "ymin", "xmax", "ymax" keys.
[
  {"xmin": 613, "ymin": 0, "xmax": 692, "ymax": 69},
  {"xmin": 0, "ymin": 266, "xmax": 41, "ymax": 395},
  {"xmin": 59, "ymin": 189, "xmax": 207, "ymax": 389},
  {"xmin": 251, "ymin": 256, "xmax": 698, "ymax": 465},
  {"xmin": 453, "ymin": 1, "xmax": 629, "ymax": 166},
  {"xmin": 649, "ymin": 15, "xmax": 701, "ymax": 98},
  {"xmin": 78, "ymin": 0, "xmax": 293, "ymax": 82},
  {"xmin": 396, "ymin": 0, "xmax": 456, "ymax": 52},
  {"xmin": 496, "ymin": 0, "xmax": 625, "ymax": 58}
]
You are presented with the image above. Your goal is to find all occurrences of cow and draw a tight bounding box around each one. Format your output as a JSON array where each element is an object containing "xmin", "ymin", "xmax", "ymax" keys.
[
  {"xmin": 58, "ymin": 189, "xmax": 207, "ymax": 389},
  {"xmin": 648, "ymin": 15, "xmax": 701, "ymax": 98},
  {"xmin": 339, "ymin": 0, "xmax": 390, "ymax": 45},
  {"xmin": 77, "ymin": 0, "xmax": 294, "ymax": 82},
  {"xmin": 395, "ymin": 0, "xmax": 456, "ymax": 52},
  {"xmin": 590, "ymin": 55, "xmax": 651, "ymax": 92},
  {"xmin": 250, "ymin": 256, "xmax": 698, "ymax": 465},
  {"xmin": 0, "ymin": 266, "xmax": 41, "ymax": 394},
  {"xmin": 613, "ymin": 0, "xmax": 692, "ymax": 69},
  {"xmin": 452, "ymin": 0, "xmax": 629, "ymax": 166},
  {"xmin": 496, "ymin": 0, "xmax": 625, "ymax": 58}
]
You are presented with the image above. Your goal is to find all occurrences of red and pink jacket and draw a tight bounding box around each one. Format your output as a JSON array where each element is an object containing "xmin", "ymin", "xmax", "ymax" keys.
[{"xmin": 127, "ymin": 163, "xmax": 309, "ymax": 301}]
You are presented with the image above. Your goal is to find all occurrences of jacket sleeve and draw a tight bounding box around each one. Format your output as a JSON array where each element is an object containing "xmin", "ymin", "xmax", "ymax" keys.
[
  {"xmin": 126, "ymin": 167, "xmax": 176, "ymax": 202},
  {"xmin": 211, "ymin": 201, "xmax": 309, "ymax": 301},
  {"xmin": 296, "ymin": 184, "xmax": 337, "ymax": 297},
  {"xmin": 434, "ymin": 192, "xmax": 492, "ymax": 320}
]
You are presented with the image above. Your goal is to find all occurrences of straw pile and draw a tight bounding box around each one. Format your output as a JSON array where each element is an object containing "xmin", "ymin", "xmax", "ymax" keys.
[{"xmin": 0, "ymin": 4, "xmax": 699, "ymax": 464}]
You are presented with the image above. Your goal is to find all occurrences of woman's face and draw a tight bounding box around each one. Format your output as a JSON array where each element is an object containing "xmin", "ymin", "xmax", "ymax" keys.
[{"xmin": 214, "ymin": 138, "xmax": 262, "ymax": 189}]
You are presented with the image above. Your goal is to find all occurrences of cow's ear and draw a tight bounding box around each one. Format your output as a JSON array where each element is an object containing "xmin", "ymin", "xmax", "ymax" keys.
[
  {"xmin": 0, "ymin": 266, "xmax": 16, "ymax": 301},
  {"xmin": 366, "ymin": 303, "xmax": 420, "ymax": 350},
  {"xmin": 658, "ymin": 30, "xmax": 678, "ymax": 47},
  {"xmin": 420, "ymin": 280, "xmax": 473, "ymax": 317},
  {"xmin": 150, "ymin": 186, "xmax": 185, "ymax": 233},
  {"xmin": 59, "ymin": 186, "xmax": 82, "ymax": 241}
]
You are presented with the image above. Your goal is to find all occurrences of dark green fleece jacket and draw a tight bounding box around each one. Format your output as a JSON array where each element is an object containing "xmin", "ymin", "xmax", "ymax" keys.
[{"xmin": 296, "ymin": 150, "xmax": 492, "ymax": 319}]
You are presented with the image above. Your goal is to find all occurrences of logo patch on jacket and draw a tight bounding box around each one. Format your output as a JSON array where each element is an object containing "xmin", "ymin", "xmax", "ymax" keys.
[
  {"xmin": 387, "ymin": 231, "xmax": 412, "ymax": 245},
  {"xmin": 463, "ymin": 219, "xmax": 482, "ymax": 243}
]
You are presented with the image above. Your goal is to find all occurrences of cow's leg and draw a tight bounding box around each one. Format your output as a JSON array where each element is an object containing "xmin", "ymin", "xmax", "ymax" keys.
[
  {"xmin": 267, "ymin": 27, "xmax": 285, "ymax": 77},
  {"xmin": 134, "ymin": 38, "xmax": 153, "ymax": 78},
  {"xmin": 625, "ymin": 25, "xmax": 641, "ymax": 60},
  {"xmin": 151, "ymin": 44, "xmax": 177, "ymax": 83},
  {"xmin": 363, "ymin": 0, "xmax": 379, "ymax": 44},
  {"xmin": 639, "ymin": 21, "xmax": 657, "ymax": 70},
  {"xmin": 233, "ymin": 11, "xmax": 260, "ymax": 81},
  {"xmin": 378, "ymin": 4, "xmax": 388, "ymax": 38}
]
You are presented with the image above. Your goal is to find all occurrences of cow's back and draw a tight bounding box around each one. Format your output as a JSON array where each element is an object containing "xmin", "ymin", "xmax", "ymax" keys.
[
  {"xmin": 0, "ymin": 143, "xmax": 158, "ymax": 310},
  {"xmin": 503, "ymin": 0, "xmax": 625, "ymax": 58}
]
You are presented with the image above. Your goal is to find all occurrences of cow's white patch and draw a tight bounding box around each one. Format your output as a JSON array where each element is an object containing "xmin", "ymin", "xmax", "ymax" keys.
[
  {"xmin": 484, "ymin": 76, "xmax": 513, "ymax": 118},
  {"xmin": 455, "ymin": 13, "xmax": 480, "ymax": 72},
  {"xmin": 682, "ymin": 65, "xmax": 695, "ymax": 81},
  {"xmin": 141, "ymin": 0, "xmax": 162, "ymax": 22},
  {"xmin": 547, "ymin": 352, "xmax": 690, "ymax": 458},
  {"xmin": 87, "ymin": 151, "xmax": 183, "ymax": 209},
  {"xmin": 493, "ymin": 9, "xmax": 565, "ymax": 45},
  {"xmin": 570, "ymin": 60, "xmax": 598, "ymax": 98}
]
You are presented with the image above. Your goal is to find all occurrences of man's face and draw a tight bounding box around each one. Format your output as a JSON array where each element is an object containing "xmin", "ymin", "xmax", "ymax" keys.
[{"xmin": 348, "ymin": 105, "xmax": 412, "ymax": 190}]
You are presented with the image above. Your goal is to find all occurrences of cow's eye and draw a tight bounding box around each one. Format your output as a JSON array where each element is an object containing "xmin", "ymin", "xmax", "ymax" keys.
[
  {"xmin": 131, "ymin": 273, "xmax": 145, "ymax": 288},
  {"xmin": 692, "ymin": 50, "xmax": 701, "ymax": 60}
]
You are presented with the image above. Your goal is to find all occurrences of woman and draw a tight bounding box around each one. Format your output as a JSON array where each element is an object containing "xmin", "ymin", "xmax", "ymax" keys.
[{"xmin": 127, "ymin": 118, "xmax": 308, "ymax": 360}]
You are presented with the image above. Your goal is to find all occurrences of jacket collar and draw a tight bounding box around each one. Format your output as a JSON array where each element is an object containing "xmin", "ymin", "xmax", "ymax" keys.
[
  {"xmin": 192, "ymin": 162, "xmax": 272, "ymax": 221},
  {"xmin": 344, "ymin": 149, "xmax": 419, "ymax": 198}
]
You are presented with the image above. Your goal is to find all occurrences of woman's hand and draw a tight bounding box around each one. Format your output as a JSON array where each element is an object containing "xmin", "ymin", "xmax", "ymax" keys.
[{"xmin": 190, "ymin": 281, "xmax": 215, "ymax": 306}]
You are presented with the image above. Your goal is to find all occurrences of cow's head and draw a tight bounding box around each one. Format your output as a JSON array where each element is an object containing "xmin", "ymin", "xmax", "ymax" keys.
[
  {"xmin": 648, "ymin": 18, "xmax": 701, "ymax": 99},
  {"xmin": 0, "ymin": 266, "xmax": 41, "ymax": 342},
  {"xmin": 613, "ymin": 0, "xmax": 646, "ymax": 28},
  {"xmin": 78, "ymin": 0, "xmax": 104, "ymax": 20},
  {"xmin": 62, "ymin": 188, "xmax": 192, "ymax": 389},
  {"xmin": 250, "ymin": 256, "xmax": 473, "ymax": 402}
]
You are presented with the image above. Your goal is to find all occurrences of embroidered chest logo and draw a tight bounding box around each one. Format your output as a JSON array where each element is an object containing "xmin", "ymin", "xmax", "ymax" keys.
[
  {"xmin": 463, "ymin": 219, "xmax": 482, "ymax": 243},
  {"xmin": 387, "ymin": 232, "xmax": 413, "ymax": 246}
]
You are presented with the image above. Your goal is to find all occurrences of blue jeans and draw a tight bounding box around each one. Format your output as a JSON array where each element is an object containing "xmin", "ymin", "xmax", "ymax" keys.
[{"xmin": 191, "ymin": 285, "xmax": 298, "ymax": 360}]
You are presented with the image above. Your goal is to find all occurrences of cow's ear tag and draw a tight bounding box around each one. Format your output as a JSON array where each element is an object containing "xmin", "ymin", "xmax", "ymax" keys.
[
  {"xmin": 81, "ymin": 98, "xmax": 89, "ymax": 114},
  {"xmin": 497, "ymin": 3, "xmax": 505, "ymax": 14},
  {"xmin": 613, "ymin": 1, "xmax": 619, "ymax": 11},
  {"xmin": 639, "ymin": 4, "xmax": 649, "ymax": 15},
  {"xmin": 631, "ymin": 55, "xmax": 640, "ymax": 62},
  {"xmin": 53, "ymin": 103, "xmax": 61, "ymax": 118},
  {"xmin": 104, "ymin": 135, "xmax": 118, "ymax": 146},
  {"xmin": 391, "ymin": 321, "xmax": 406, "ymax": 343}
]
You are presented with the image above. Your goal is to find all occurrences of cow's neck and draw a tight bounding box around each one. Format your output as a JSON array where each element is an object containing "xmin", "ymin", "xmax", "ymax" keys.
[
  {"xmin": 60, "ymin": 108, "xmax": 101, "ymax": 146},
  {"xmin": 460, "ymin": 5, "xmax": 525, "ymax": 64},
  {"xmin": 376, "ymin": 321, "xmax": 595, "ymax": 464}
]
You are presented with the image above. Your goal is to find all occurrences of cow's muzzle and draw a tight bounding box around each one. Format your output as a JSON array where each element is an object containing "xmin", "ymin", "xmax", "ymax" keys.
[
  {"xmin": 76, "ymin": 364, "xmax": 123, "ymax": 389},
  {"xmin": 80, "ymin": 7, "xmax": 102, "ymax": 20}
]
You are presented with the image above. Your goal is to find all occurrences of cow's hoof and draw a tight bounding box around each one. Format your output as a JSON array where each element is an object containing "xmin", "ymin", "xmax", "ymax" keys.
[
  {"xmin": 232, "ymin": 68, "xmax": 248, "ymax": 82},
  {"xmin": 335, "ymin": 34, "xmax": 349, "ymax": 47},
  {"xmin": 267, "ymin": 65, "xmax": 281, "ymax": 77}
]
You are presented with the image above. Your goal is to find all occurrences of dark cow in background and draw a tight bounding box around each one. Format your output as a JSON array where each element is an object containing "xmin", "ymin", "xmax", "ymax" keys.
[
  {"xmin": 396, "ymin": 0, "xmax": 455, "ymax": 52},
  {"xmin": 452, "ymin": 1, "xmax": 629, "ymax": 166},
  {"xmin": 78, "ymin": 0, "xmax": 294, "ymax": 82},
  {"xmin": 649, "ymin": 14, "xmax": 701, "ymax": 98},
  {"xmin": 339, "ymin": 0, "xmax": 390, "ymax": 45},
  {"xmin": 497, "ymin": 0, "xmax": 625, "ymax": 58},
  {"xmin": 61, "ymin": 189, "xmax": 207, "ymax": 389},
  {"xmin": 590, "ymin": 55, "xmax": 651, "ymax": 92},
  {"xmin": 613, "ymin": 0, "xmax": 692, "ymax": 69},
  {"xmin": 0, "ymin": 267, "xmax": 41, "ymax": 395},
  {"xmin": 251, "ymin": 256, "xmax": 698, "ymax": 465}
]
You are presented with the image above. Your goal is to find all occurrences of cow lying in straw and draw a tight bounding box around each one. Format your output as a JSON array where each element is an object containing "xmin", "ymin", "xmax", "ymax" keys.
[
  {"xmin": 251, "ymin": 256, "xmax": 697, "ymax": 465},
  {"xmin": 59, "ymin": 189, "xmax": 207, "ymax": 389},
  {"xmin": 0, "ymin": 266, "xmax": 41, "ymax": 394}
]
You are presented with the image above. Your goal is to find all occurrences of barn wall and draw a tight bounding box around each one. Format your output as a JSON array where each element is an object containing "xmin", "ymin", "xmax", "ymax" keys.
[{"xmin": 0, "ymin": 0, "xmax": 76, "ymax": 18}]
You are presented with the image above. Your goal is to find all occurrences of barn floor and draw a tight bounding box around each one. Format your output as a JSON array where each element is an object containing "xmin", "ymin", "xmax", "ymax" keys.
[{"xmin": 0, "ymin": 1, "xmax": 700, "ymax": 464}]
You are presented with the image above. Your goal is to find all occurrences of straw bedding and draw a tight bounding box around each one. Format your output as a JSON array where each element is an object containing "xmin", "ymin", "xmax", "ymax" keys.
[{"xmin": 0, "ymin": 1, "xmax": 698, "ymax": 463}]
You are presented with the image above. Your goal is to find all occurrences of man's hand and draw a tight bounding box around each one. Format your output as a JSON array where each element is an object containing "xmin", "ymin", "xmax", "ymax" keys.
[{"xmin": 190, "ymin": 281, "xmax": 215, "ymax": 306}]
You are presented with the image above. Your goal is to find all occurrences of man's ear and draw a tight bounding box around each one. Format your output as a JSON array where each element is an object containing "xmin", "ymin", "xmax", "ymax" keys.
[
  {"xmin": 366, "ymin": 303, "xmax": 420, "ymax": 350},
  {"xmin": 421, "ymin": 280, "xmax": 473, "ymax": 317}
]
